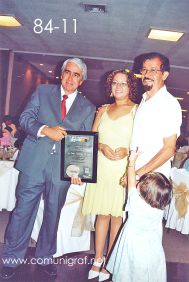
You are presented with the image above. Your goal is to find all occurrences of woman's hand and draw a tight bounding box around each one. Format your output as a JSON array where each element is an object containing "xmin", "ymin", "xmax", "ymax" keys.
[
  {"xmin": 9, "ymin": 124, "xmax": 17, "ymax": 136},
  {"xmin": 120, "ymin": 173, "xmax": 127, "ymax": 188},
  {"xmin": 115, "ymin": 147, "xmax": 129, "ymax": 160},
  {"xmin": 100, "ymin": 143, "xmax": 117, "ymax": 160}
]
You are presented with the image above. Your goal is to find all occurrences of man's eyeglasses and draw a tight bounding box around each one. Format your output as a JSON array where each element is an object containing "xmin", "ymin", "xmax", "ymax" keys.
[
  {"xmin": 140, "ymin": 68, "xmax": 163, "ymax": 75},
  {"xmin": 112, "ymin": 81, "xmax": 128, "ymax": 88}
]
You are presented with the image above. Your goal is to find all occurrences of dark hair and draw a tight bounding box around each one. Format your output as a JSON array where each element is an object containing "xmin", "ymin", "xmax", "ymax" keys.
[
  {"xmin": 176, "ymin": 135, "xmax": 188, "ymax": 149},
  {"xmin": 4, "ymin": 126, "xmax": 13, "ymax": 133},
  {"xmin": 137, "ymin": 172, "xmax": 172, "ymax": 210},
  {"xmin": 3, "ymin": 115, "xmax": 12, "ymax": 122},
  {"xmin": 14, "ymin": 139, "xmax": 23, "ymax": 150},
  {"xmin": 141, "ymin": 52, "xmax": 170, "ymax": 72},
  {"xmin": 106, "ymin": 69, "xmax": 138, "ymax": 103},
  {"xmin": 179, "ymin": 155, "xmax": 189, "ymax": 169}
]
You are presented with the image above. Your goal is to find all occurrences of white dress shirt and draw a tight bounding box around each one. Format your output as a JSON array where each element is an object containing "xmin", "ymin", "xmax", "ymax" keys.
[
  {"xmin": 61, "ymin": 86, "xmax": 77, "ymax": 113},
  {"xmin": 38, "ymin": 86, "xmax": 77, "ymax": 137}
]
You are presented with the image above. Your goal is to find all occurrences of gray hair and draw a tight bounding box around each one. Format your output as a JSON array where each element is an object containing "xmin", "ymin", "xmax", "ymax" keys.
[{"xmin": 61, "ymin": 58, "xmax": 87, "ymax": 80}]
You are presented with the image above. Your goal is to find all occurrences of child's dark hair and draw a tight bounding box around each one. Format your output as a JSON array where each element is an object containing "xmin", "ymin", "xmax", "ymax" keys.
[
  {"xmin": 137, "ymin": 172, "xmax": 172, "ymax": 210},
  {"xmin": 4, "ymin": 126, "xmax": 13, "ymax": 133}
]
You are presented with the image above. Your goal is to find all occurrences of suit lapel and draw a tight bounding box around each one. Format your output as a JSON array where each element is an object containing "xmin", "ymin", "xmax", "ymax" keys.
[
  {"xmin": 64, "ymin": 93, "xmax": 83, "ymax": 123},
  {"xmin": 50, "ymin": 85, "xmax": 61, "ymax": 122}
]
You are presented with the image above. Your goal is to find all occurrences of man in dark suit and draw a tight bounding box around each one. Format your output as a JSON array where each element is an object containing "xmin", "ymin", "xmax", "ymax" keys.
[{"xmin": 1, "ymin": 58, "xmax": 96, "ymax": 280}]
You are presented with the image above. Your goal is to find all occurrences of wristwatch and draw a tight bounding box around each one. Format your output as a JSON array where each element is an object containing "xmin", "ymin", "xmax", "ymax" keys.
[{"xmin": 136, "ymin": 174, "xmax": 140, "ymax": 181}]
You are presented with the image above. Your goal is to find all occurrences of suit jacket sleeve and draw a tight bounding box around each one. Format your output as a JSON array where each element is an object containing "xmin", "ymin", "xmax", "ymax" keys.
[{"xmin": 19, "ymin": 85, "xmax": 46, "ymax": 140}]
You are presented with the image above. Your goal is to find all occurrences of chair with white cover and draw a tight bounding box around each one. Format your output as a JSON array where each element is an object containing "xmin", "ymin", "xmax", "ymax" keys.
[
  {"xmin": 165, "ymin": 167, "xmax": 189, "ymax": 234},
  {"xmin": 31, "ymin": 183, "xmax": 94, "ymax": 257}
]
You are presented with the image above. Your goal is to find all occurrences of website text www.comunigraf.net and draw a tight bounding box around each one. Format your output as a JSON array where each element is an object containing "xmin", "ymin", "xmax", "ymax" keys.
[{"xmin": 1, "ymin": 256, "xmax": 105, "ymax": 267}]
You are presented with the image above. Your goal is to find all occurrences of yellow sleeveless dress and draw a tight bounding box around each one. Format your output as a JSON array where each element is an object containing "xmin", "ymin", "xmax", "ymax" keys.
[{"xmin": 82, "ymin": 105, "xmax": 137, "ymax": 217}]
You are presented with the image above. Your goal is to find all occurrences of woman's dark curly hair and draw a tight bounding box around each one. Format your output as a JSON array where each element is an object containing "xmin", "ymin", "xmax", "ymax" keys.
[{"xmin": 106, "ymin": 69, "xmax": 139, "ymax": 104}]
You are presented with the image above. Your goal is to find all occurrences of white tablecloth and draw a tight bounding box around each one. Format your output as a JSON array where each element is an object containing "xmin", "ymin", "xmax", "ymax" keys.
[{"xmin": 0, "ymin": 160, "xmax": 19, "ymax": 211}]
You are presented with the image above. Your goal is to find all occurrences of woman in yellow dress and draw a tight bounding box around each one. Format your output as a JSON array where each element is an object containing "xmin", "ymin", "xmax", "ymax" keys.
[{"xmin": 82, "ymin": 69, "xmax": 139, "ymax": 281}]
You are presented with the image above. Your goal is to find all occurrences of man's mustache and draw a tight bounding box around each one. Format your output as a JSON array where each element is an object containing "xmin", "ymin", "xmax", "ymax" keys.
[{"xmin": 143, "ymin": 77, "xmax": 154, "ymax": 82}]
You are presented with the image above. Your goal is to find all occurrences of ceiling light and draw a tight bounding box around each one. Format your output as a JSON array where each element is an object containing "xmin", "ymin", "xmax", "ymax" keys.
[
  {"xmin": 176, "ymin": 97, "xmax": 184, "ymax": 100},
  {"xmin": 147, "ymin": 28, "xmax": 184, "ymax": 42},
  {"xmin": 134, "ymin": 73, "xmax": 142, "ymax": 78},
  {"xmin": 187, "ymin": 92, "xmax": 189, "ymax": 95},
  {"xmin": 181, "ymin": 109, "xmax": 188, "ymax": 112},
  {"xmin": 0, "ymin": 15, "xmax": 22, "ymax": 27},
  {"xmin": 39, "ymin": 63, "xmax": 44, "ymax": 66},
  {"xmin": 125, "ymin": 69, "xmax": 141, "ymax": 78},
  {"xmin": 83, "ymin": 3, "xmax": 106, "ymax": 13},
  {"xmin": 48, "ymin": 70, "xmax": 52, "ymax": 73}
]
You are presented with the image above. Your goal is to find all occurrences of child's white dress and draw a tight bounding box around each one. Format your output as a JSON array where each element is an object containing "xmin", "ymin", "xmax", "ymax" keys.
[{"xmin": 106, "ymin": 187, "xmax": 166, "ymax": 282}]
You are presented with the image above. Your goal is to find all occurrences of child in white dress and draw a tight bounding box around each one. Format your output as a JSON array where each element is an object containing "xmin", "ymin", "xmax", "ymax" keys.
[{"xmin": 106, "ymin": 149, "xmax": 172, "ymax": 282}]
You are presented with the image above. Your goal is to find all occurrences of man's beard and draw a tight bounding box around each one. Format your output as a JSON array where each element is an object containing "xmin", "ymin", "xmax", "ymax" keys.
[
  {"xmin": 143, "ymin": 83, "xmax": 153, "ymax": 92},
  {"xmin": 142, "ymin": 77, "xmax": 154, "ymax": 92}
]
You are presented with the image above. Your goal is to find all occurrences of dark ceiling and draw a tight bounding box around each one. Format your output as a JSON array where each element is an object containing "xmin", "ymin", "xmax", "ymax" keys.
[{"xmin": 0, "ymin": 0, "xmax": 189, "ymax": 117}]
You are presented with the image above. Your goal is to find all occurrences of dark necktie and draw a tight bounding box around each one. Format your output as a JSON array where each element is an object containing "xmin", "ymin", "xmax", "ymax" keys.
[{"xmin": 61, "ymin": 95, "xmax": 68, "ymax": 120}]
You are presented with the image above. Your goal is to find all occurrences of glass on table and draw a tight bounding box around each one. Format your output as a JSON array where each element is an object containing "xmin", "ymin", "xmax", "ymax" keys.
[{"xmin": 0, "ymin": 146, "xmax": 16, "ymax": 160}]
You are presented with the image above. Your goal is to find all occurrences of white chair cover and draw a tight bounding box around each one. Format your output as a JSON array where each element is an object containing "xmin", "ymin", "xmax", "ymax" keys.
[
  {"xmin": 31, "ymin": 184, "xmax": 92, "ymax": 257},
  {"xmin": 165, "ymin": 167, "xmax": 189, "ymax": 234}
]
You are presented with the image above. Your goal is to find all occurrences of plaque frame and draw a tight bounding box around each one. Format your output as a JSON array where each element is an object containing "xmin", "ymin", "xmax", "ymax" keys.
[{"xmin": 61, "ymin": 131, "xmax": 98, "ymax": 183}]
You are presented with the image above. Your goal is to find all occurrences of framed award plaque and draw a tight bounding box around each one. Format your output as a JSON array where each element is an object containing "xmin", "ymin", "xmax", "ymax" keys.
[{"xmin": 61, "ymin": 131, "xmax": 98, "ymax": 183}]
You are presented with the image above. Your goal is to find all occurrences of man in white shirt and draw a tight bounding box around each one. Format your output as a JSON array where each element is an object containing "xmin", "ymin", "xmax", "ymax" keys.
[
  {"xmin": 131, "ymin": 52, "xmax": 182, "ymax": 179},
  {"xmin": 1, "ymin": 58, "xmax": 96, "ymax": 280}
]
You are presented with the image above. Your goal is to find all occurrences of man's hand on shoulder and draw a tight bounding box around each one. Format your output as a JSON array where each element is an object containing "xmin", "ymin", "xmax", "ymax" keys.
[
  {"xmin": 41, "ymin": 126, "xmax": 67, "ymax": 141},
  {"xmin": 97, "ymin": 104, "xmax": 110, "ymax": 114}
]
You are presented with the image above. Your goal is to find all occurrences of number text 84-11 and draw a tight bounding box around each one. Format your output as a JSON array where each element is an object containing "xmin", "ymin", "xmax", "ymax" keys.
[{"xmin": 33, "ymin": 19, "xmax": 77, "ymax": 34}]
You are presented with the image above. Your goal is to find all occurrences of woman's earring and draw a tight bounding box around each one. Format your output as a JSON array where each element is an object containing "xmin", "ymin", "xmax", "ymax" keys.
[{"xmin": 110, "ymin": 92, "xmax": 113, "ymax": 97}]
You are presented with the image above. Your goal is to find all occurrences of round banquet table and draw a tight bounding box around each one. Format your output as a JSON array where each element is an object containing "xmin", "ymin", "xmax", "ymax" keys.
[{"xmin": 0, "ymin": 160, "xmax": 19, "ymax": 211}]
